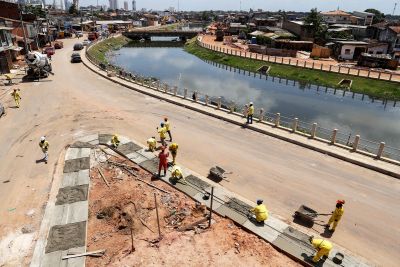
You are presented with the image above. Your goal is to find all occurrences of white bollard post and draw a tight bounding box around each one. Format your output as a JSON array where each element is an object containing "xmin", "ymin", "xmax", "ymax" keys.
[
  {"xmin": 311, "ymin": 123, "xmax": 317, "ymax": 138},
  {"xmin": 205, "ymin": 95, "xmax": 209, "ymax": 106},
  {"xmin": 259, "ymin": 108, "xmax": 264, "ymax": 122},
  {"xmin": 331, "ymin": 129, "xmax": 338, "ymax": 144},
  {"xmin": 275, "ymin": 113, "xmax": 281, "ymax": 127},
  {"xmin": 217, "ymin": 97, "xmax": 222, "ymax": 109},
  {"xmin": 194, "ymin": 91, "xmax": 198, "ymax": 102},
  {"xmin": 376, "ymin": 142, "xmax": 385, "ymax": 159},
  {"xmin": 184, "ymin": 88, "xmax": 188, "ymax": 99},
  {"xmin": 173, "ymin": 86, "xmax": 177, "ymax": 96},
  {"xmin": 352, "ymin": 135, "xmax": 360, "ymax": 151},
  {"xmin": 292, "ymin": 118, "xmax": 298, "ymax": 132}
]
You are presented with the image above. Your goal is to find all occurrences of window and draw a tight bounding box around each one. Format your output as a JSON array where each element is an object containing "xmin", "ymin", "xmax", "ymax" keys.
[{"xmin": 344, "ymin": 49, "xmax": 351, "ymax": 55}]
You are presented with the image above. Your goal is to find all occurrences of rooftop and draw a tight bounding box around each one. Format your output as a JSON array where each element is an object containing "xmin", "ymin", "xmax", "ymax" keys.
[
  {"xmin": 321, "ymin": 10, "xmax": 352, "ymax": 16},
  {"xmin": 336, "ymin": 40, "xmax": 368, "ymax": 45},
  {"xmin": 389, "ymin": 26, "xmax": 400, "ymax": 34}
]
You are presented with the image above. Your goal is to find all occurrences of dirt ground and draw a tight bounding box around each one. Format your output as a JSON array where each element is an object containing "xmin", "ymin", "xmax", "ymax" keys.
[{"xmin": 86, "ymin": 150, "xmax": 300, "ymax": 267}]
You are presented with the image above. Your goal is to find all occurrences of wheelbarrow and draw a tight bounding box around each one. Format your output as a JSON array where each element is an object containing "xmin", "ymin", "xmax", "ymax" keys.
[
  {"xmin": 294, "ymin": 205, "xmax": 330, "ymax": 227},
  {"xmin": 208, "ymin": 166, "xmax": 231, "ymax": 182}
]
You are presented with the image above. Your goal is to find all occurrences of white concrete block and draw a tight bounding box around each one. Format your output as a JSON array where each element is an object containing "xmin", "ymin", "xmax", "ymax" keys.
[{"xmin": 65, "ymin": 148, "xmax": 91, "ymax": 161}]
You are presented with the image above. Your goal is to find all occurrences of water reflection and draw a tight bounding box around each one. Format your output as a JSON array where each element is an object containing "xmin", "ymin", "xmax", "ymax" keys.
[{"xmin": 108, "ymin": 47, "xmax": 400, "ymax": 154}]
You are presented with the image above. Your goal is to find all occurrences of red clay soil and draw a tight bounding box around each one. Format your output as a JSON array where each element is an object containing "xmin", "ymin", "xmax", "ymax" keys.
[{"xmin": 86, "ymin": 155, "xmax": 301, "ymax": 267}]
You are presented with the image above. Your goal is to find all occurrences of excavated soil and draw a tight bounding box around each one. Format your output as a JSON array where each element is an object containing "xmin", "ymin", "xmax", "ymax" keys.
[{"xmin": 87, "ymin": 152, "xmax": 301, "ymax": 267}]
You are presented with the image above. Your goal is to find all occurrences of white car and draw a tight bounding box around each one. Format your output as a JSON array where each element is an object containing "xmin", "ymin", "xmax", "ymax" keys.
[
  {"xmin": 82, "ymin": 40, "xmax": 91, "ymax": 46},
  {"xmin": 75, "ymin": 31, "xmax": 83, "ymax": 37}
]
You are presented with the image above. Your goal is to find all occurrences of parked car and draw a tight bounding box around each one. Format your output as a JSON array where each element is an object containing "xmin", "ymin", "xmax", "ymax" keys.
[
  {"xmin": 70, "ymin": 53, "xmax": 82, "ymax": 63},
  {"xmin": 73, "ymin": 43, "xmax": 84, "ymax": 51},
  {"xmin": 42, "ymin": 46, "xmax": 55, "ymax": 55},
  {"xmin": 82, "ymin": 39, "xmax": 91, "ymax": 46},
  {"xmin": 54, "ymin": 41, "xmax": 63, "ymax": 49},
  {"xmin": 0, "ymin": 102, "xmax": 4, "ymax": 117},
  {"xmin": 75, "ymin": 31, "xmax": 83, "ymax": 38}
]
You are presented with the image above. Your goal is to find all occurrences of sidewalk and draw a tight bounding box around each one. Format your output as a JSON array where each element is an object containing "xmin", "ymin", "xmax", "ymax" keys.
[
  {"xmin": 30, "ymin": 133, "xmax": 372, "ymax": 267},
  {"xmin": 81, "ymin": 48, "xmax": 400, "ymax": 179}
]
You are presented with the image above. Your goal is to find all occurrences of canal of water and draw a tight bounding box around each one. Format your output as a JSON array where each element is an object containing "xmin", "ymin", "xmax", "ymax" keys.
[{"xmin": 107, "ymin": 44, "xmax": 400, "ymax": 160}]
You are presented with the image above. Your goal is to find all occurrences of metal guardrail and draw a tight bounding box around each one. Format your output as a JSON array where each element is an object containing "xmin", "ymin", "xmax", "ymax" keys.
[
  {"xmin": 196, "ymin": 36, "xmax": 400, "ymax": 83},
  {"xmin": 85, "ymin": 37, "xmax": 400, "ymax": 164}
]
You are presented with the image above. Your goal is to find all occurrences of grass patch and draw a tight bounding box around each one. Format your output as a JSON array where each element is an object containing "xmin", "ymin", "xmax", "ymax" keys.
[
  {"xmin": 185, "ymin": 38, "xmax": 400, "ymax": 100},
  {"xmin": 87, "ymin": 36, "xmax": 130, "ymax": 63}
]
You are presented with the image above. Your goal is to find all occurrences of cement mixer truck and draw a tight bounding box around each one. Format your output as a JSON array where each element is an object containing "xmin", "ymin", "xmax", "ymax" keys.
[{"xmin": 25, "ymin": 51, "xmax": 53, "ymax": 79}]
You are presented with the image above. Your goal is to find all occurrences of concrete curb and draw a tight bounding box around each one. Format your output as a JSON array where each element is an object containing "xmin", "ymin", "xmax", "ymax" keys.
[
  {"xmin": 94, "ymin": 133, "xmax": 372, "ymax": 267},
  {"xmin": 81, "ymin": 50, "xmax": 400, "ymax": 179}
]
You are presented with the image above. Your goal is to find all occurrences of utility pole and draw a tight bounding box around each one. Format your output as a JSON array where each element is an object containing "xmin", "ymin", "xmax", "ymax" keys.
[
  {"xmin": 240, "ymin": 0, "xmax": 242, "ymax": 12},
  {"xmin": 393, "ymin": 3, "xmax": 398, "ymax": 16},
  {"xmin": 18, "ymin": 3, "xmax": 30, "ymax": 53}
]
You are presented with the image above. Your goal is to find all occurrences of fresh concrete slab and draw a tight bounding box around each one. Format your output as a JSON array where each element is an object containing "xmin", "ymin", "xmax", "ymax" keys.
[
  {"xmin": 116, "ymin": 142, "xmax": 142, "ymax": 155},
  {"xmin": 63, "ymin": 157, "xmax": 90, "ymax": 173},
  {"xmin": 98, "ymin": 134, "xmax": 113, "ymax": 145},
  {"xmin": 61, "ymin": 170, "xmax": 90, "ymax": 188},
  {"xmin": 136, "ymin": 148, "xmax": 156, "ymax": 160},
  {"xmin": 174, "ymin": 181, "xmax": 201, "ymax": 197},
  {"xmin": 215, "ymin": 204, "xmax": 249, "ymax": 225},
  {"xmin": 45, "ymin": 221, "xmax": 86, "ymax": 253},
  {"xmin": 125, "ymin": 152, "xmax": 148, "ymax": 164},
  {"xmin": 139, "ymin": 158, "xmax": 159, "ymax": 174},
  {"xmin": 65, "ymin": 148, "xmax": 91, "ymax": 161},
  {"xmin": 186, "ymin": 175, "xmax": 211, "ymax": 191},
  {"xmin": 69, "ymin": 141, "xmax": 95, "ymax": 149},
  {"xmin": 55, "ymin": 185, "xmax": 88, "ymax": 206}
]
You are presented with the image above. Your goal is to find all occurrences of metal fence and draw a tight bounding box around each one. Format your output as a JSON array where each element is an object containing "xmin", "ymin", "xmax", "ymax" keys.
[
  {"xmin": 85, "ymin": 36, "xmax": 400, "ymax": 164},
  {"xmin": 196, "ymin": 36, "xmax": 400, "ymax": 83}
]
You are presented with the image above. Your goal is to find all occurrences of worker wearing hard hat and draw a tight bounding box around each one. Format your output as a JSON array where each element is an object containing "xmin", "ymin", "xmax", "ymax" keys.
[
  {"xmin": 309, "ymin": 236, "xmax": 333, "ymax": 263},
  {"xmin": 171, "ymin": 165, "xmax": 186, "ymax": 184},
  {"xmin": 164, "ymin": 117, "xmax": 172, "ymax": 142},
  {"xmin": 249, "ymin": 199, "xmax": 268, "ymax": 223},
  {"xmin": 39, "ymin": 136, "xmax": 49, "ymax": 163},
  {"xmin": 326, "ymin": 200, "xmax": 345, "ymax": 232},
  {"xmin": 157, "ymin": 122, "xmax": 167, "ymax": 147},
  {"xmin": 169, "ymin": 142, "xmax": 178, "ymax": 165},
  {"xmin": 247, "ymin": 102, "xmax": 254, "ymax": 124},
  {"xmin": 111, "ymin": 134, "xmax": 120, "ymax": 148},
  {"xmin": 147, "ymin": 136, "xmax": 157, "ymax": 152},
  {"xmin": 11, "ymin": 89, "xmax": 21, "ymax": 108}
]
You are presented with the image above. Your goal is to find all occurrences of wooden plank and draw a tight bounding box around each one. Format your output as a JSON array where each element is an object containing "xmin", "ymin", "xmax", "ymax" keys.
[
  {"xmin": 63, "ymin": 249, "xmax": 105, "ymax": 260},
  {"xmin": 97, "ymin": 167, "xmax": 110, "ymax": 188}
]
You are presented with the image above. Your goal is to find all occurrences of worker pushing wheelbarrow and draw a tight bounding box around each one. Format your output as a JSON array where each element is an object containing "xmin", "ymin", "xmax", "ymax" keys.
[{"xmin": 294, "ymin": 205, "xmax": 331, "ymax": 227}]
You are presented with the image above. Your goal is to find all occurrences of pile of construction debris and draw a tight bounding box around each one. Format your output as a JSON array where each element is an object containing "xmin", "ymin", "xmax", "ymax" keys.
[{"xmin": 86, "ymin": 146, "xmax": 300, "ymax": 266}]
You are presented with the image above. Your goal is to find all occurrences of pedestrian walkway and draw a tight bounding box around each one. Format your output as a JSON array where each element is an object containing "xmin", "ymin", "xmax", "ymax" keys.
[
  {"xmin": 31, "ymin": 133, "xmax": 371, "ymax": 266},
  {"xmin": 197, "ymin": 35, "xmax": 400, "ymax": 83}
]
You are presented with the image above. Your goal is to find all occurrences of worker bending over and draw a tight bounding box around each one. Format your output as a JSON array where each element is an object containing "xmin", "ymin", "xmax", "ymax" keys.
[
  {"xmin": 309, "ymin": 236, "xmax": 333, "ymax": 263},
  {"xmin": 164, "ymin": 117, "xmax": 172, "ymax": 141},
  {"xmin": 327, "ymin": 200, "xmax": 345, "ymax": 232},
  {"xmin": 250, "ymin": 199, "xmax": 268, "ymax": 223},
  {"xmin": 158, "ymin": 147, "xmax": 169, "ymax": 177},
  {"xmin": 169, "ymin": 142, "xmax": 179, "ymax": 165},
  {"xmin": 111, "ymin": 134, "xmax": 120, "ymax": 148},
  {"xmin": 147, "ymin": 136, "xmax": 157, "ymax": 152},
  {"xmin": 11, "ymin": 89, "xmax": 21, "ymax": 108},
  {"xmin": 171, "ymin": 165, "xmax": 186, "ymax": 184},
  {"xmin": 157, "ymin": 122, "xmax": 167, "ymax": 147},
  {"xmin": 39, "ymin": 136, "xmax": 49, "ymax": 163}
]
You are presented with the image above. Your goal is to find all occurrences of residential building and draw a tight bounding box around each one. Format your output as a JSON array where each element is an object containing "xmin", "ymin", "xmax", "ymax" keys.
[
  {"xmin": 331, "ymin": 40, "xmax": 368, "ymax": 60},
  {"xmin": 282, "ymin": 20, "xmax": 314, "ymax": 41},
  {"xmin": 0, "ymin": 25, "xmax": 14, "ymax": 74},
  {"xmin": 321, "ymin": 10, "xmax": 357, "ymax": 25},
  {"xmin": 123, "ymin": 1, "xmax": 128, "ymax": 11},
  {"xmin": 352, "ymin": 11, "xmax": 374, "ymax": 26},
  {"xmin": 109, "ymin": 0, "xmax": 118, "ymax": 10},
  {"xmin": 379, "ymin": 26, "xmax": 400, "ymax": 62}
]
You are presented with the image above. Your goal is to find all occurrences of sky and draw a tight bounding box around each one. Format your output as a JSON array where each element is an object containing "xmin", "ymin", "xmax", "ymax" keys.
[{"xmin": 84, "ymin": 0, "xmax": 398, "ymax": 15}]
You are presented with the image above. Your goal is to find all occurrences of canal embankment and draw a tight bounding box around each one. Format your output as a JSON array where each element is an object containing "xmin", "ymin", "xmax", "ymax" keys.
[
  {"xmin": 83, "ymin": 38, "xmax": 400, "ymax": 177},
  {"xmin": 185, "ymin": 37, "xmax": 400, "ymax": 101}
]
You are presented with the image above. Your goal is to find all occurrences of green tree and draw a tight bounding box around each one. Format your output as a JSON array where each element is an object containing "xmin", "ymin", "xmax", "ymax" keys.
[
  {"xmin": 24, "ymin": 5, "xmax": 46, "ymax": 18},
  {"xmin": 69, "ymin": 4, "xmax": 78, "ymax": 15},
  {"xmin": 304, "ymin": 8, "xmax": 327, "ymax": 39},
  {"xmin": 364, "ymin": 8, "xmax": 385, "ymax": 24}
]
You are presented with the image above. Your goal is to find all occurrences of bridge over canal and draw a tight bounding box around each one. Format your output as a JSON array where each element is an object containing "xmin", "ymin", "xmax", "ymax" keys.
[{"xmin": 123, "ymin": 30, "xmax": 200, "ymax": 41}]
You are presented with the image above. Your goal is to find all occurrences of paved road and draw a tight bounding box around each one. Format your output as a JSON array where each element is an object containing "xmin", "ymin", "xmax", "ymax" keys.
[{"xmin": 0, "ymin": 37, "xmax": 399, "ymax": 266}]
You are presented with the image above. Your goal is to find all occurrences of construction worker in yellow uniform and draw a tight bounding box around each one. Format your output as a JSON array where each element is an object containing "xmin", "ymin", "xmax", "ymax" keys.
[
  {"xmin": 164, "ymin": 117, "xmax": 172, "ymax": 141},
  {"xmin": 111, "ymin": 134, "xmax": 120, "ymax": 148},
  {"xmin": 169, "ymin": 142, "xmax": 178, "ymax": 165},
  {"xmin": 171, "ymin": 165, "xmax": 186, "ymax": 184},
  {"xmin": 11, "ymin": 89, "xmax": 21, "ymax": 108},
  {"xmin": 39, "ymin": 136, "xmax": 49, "ymax": 164},
  {"xmin": 250, "ymin": 199, "xmax": 268, "ymax": 223},
  {"xmin": 147, "ymin": 136, "xmax": 157, "ymax": 152},
  {"xmin": 157, "ymin": 122, "xmax": 167, "ymax": 147},
  {"xmin": 309, "ymin": 236, "xmax": 333, "ymax": 263},
  {"xmin": 247, "ymin": 102, "xmax": 254, "ymax": 124},
  {"xmin": 327, "ymin": 200, "xmax": 345, "ymax": 232}
]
